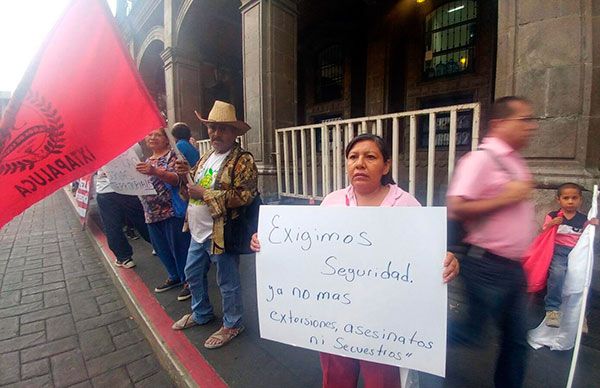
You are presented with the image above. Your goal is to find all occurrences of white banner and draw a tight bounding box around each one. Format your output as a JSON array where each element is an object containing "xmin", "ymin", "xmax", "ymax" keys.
[
  {"xmin": 104, "ymin": 147, "xmax": 156, "ymax": 195},
  {"xmin": 256, "ymin": 205, "xmax": 448, "ymax": 377}
]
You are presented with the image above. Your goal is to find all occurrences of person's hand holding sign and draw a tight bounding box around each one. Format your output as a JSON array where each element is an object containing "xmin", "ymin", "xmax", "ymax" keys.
[
  {"xmin": 443, "ymin": 252, "xmax": 459, "ymax": 283},
  {"xmin": 135, "ymin": 161, "xmax": 156, "ymax": 176}
]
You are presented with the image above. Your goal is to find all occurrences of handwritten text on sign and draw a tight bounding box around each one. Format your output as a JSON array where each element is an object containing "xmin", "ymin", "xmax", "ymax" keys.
[
  {"xmin": 104, "ymin": 148, "xmax": 156, "ymax": 195},
  {"xmin": 256, "ymin": 206, "xmax": 447, "ymax": 377}
]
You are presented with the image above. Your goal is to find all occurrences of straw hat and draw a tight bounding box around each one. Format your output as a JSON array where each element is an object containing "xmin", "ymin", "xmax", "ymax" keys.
[{"xmin": 194, "ymin": 100, "xmax": 251, "ymax": 135}]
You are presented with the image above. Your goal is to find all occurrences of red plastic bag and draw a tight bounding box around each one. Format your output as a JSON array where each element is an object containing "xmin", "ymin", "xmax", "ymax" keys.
[{"xmin": 522, "ymin": 225, "xmax": 558, "ymax": 293}]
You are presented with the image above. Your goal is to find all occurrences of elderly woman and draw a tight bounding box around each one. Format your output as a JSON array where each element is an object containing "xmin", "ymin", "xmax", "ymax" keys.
[
  {"xmin": 251, "ymin": 133, "xmax": 459, "ymax": 388},
  {"xmin": 136, "ymin": 128, "xmax": 191, "ymax": 300}
]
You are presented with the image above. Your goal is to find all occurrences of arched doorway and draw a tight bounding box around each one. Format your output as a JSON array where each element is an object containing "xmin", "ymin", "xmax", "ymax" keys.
[
  {"xmin": 175, "ymin": 0, "xmax": 243, "ymax": 131},
  {"xmin": 138, "ymin": 39, "xmax": 167, "ymax": 121}
]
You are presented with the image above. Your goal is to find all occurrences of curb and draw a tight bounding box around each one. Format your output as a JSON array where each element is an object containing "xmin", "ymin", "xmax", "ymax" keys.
[{"xmin": 62, "ymin": 188, "xmax": 227, "ymax": 388}]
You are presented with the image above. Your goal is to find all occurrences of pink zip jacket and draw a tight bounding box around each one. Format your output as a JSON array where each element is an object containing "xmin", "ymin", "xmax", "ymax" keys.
[{"xmin": 321, "ymin": 184, "xmax": 421, "ymax": 208}]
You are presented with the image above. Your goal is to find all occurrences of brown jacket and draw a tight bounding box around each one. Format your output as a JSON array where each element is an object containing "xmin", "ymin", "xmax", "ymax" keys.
[{"xmin": 182, "ymin": 142, "xmax": 258, "ymax": 254}]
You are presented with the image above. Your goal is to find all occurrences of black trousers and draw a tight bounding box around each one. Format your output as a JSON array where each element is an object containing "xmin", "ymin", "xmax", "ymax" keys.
[
  {"xmin": 96, "ymin": 192, "xmax": 150, "ymax": 260},
  {"xmin": 458, "ymin": 246, "xmax": 529, "ymax": 388}
]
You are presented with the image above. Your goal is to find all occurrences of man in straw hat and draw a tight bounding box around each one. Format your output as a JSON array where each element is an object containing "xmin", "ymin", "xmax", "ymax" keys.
[{"xmin": 173, "ymin": 100, "xmax": 258, "ymax": 349}]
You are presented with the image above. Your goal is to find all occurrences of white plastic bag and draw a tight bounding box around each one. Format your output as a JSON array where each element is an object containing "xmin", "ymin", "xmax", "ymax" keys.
[{"xmin": 400, "ymin": 368, "xmax": 420, "ymax": 388}]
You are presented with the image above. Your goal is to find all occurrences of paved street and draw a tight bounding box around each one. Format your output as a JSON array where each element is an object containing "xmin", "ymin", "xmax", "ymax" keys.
[{"xmin": 0, "ymin": 193, "xmax": 174, "ymax": 387}]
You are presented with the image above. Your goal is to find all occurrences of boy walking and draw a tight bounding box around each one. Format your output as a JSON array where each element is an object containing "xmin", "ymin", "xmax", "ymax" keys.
[{"xmin": 543, "ymin": 183, "xmax": 598, "ymax": 328}]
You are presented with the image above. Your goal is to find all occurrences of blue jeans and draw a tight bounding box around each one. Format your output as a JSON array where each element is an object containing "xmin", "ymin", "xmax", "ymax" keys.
[
  {"xmin": 96, "ymin": 192, "xmax": 150, "ymax": 260},
  {"xmin": 185, "ymin": 239, "xmax": 243, "ymax": 328},
  {"xmin": 457, "ymin": 246, "xmax": 528, "ymax": 388},
  {"xmin": 545, "ymin": 244, "xmax": 573, "ymax": 311},
  {"xmin": 147, "ymin": 217, "xmax": 190, "ymax": 283}
]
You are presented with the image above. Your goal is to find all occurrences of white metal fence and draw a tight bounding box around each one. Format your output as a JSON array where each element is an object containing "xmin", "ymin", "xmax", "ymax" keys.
[
  {"xmin": 275, "ymin": 103, "xmax": 480, "ymax": 205},
  {"xmin": 197, "ymin": 136, "xmax": 246, "ymax": 156}
]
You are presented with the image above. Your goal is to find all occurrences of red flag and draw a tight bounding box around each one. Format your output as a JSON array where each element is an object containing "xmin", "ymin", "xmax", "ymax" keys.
[{"xmin": 0, "ymin": 0, "xmax": 165, "ymax": 229}]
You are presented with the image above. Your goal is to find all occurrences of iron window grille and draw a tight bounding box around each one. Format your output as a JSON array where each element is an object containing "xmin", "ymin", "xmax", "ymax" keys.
[
  {"xmin": 316, "ymin": 45, "xmax": 344, "ymax": 102},
  {"xmin": 423, "ymin": 1, "xmax": 478, "ymax": 79}
]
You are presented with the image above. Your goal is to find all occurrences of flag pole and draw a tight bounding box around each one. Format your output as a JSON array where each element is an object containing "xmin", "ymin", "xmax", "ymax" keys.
[{"xmin": 566, "ymin": 184, "xmax": 598, "ymax": 388}]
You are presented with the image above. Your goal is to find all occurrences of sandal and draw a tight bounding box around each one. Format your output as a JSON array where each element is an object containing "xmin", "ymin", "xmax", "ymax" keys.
[
  {"xmin": 172, "ymin": 313, "xmax": 214, "ymax": 330},
  {"xmin": 172, "ymin": 314, "xmax": 198, "ymax": 330},
  {"xmin": 204, "ymin": 325, "xmax": 245, "ymax": 349}
]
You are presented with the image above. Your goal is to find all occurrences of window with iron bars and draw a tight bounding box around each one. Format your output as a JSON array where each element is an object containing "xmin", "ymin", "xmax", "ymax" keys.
[
  {"xmin": 423, "ymin": 1, "xmax": 478, "ymax": 79},
  {"xmin": 316, "ymin": 45, "xmax": 344, "ymax": 103},
  {"xmin": 418, "ymin": 93, "xmax": 474, "ymax": 149}
]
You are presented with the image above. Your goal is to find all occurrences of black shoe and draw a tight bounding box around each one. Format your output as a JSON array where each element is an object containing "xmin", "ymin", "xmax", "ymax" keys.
[
  {"xmin": 125, "ymin": 227, "xmax": 139, "ymax": 240},
  {"xmin": 154, "ymin": 279, "xmax": 182, "ymax": 293},
  {"xmin": 177, "ymin": 283, "xmax": 191, "ymax": 301}
]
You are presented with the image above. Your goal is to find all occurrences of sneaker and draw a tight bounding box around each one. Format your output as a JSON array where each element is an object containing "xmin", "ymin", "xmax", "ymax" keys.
[
  {"xmin": 177, "ymin": 283, "xmax": 191, "ymax": 301},
  {"xmin": 115, "ymin": 258, "xmax": 136, "ymax": 269},
  {"xmin": 545, "ymin": 311, "xmax": 561, "ymax": 328},
  {"xmin": 154, "ymin": 279, "xmax": 182, "ymax": 293},
  {"xmin": 151, "ymin": 249, "xmax": 157, "ymax": 256}
]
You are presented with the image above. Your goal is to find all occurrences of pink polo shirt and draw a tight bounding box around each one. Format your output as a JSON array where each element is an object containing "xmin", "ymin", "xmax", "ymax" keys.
[
  {"xmin": 321, "ymin": 184, "xmax": 421, "ymax": 208},
  {"xmin": 447, "ymin": 137, "xmax": 535, "ymax": 260}
]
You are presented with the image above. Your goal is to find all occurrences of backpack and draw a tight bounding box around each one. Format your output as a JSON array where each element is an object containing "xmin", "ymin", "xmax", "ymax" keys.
[{"xmin": 223, "ymin": 151, "xmax": 262, "ymax": 254}]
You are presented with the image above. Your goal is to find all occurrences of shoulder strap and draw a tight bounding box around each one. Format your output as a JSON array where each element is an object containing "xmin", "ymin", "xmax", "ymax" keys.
[{"xmin": 478, "ymin": 147, "xmax": 516, "ymax": 179}]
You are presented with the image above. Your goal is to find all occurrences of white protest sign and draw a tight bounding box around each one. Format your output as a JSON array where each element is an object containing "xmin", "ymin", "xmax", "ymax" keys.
[
  {"xmin": 75, "ymin": 174, "xmax": 93, "ymax": 225},
  {"xmin": 104, "ymin": 147, "xmax": 156, "ymax": 195},
  {"xmin": 256, "ymin": 205, "xmax": 447, "ymax": 377}
]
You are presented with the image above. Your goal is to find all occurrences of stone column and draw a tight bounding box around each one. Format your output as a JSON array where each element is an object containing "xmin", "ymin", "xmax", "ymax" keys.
[
  {"xmin": 161, "ymin": 47, "xmax": 204, "ymax": 138},
  {"xmin": 496, "ymin": 0, "xmax": 600, "ymax": 289},
  {"xmin": 161, "ymin": 0, "xmax": 204, "ymax": 138},
  {"xmin": 240, "ymin": 0, "xmax": 297, "ymax": 199},
  {"xmin": 496, "ymin": 0, "xmax": 600, "ymax": 187}
]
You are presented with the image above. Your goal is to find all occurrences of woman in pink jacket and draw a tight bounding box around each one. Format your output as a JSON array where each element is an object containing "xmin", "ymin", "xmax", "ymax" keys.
[{"xmin": 251, "ymin": 133, "xmax": 459, "ymax": 388}]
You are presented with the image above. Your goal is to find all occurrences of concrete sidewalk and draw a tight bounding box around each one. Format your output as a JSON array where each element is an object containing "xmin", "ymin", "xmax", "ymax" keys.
[{"xmin": 0, "ymin": 193, "xmax": 174, "ymax": 387}]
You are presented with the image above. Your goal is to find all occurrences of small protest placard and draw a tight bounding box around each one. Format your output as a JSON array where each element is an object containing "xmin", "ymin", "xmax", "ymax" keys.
[
  {"xmin": 256, "ymin": 206, "xmax": 447, "ymax": 377},
  {"xmin": 104, "ymin": 147, "xmax": 156, "ymax": 196},
  {"xmin": 75, "ymin": 174, "xmax": 93, "ymax": 225}
]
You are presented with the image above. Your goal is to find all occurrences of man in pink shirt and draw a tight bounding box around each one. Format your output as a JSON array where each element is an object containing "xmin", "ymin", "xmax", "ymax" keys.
[{"xmin": 447, "ymin": 96, "xmax": 538, "ymax": 388}]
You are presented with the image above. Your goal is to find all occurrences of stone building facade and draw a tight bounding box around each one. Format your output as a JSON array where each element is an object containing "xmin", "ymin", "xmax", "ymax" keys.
[{"xmin": 119, "ymin": 0, "xmax": 599, "ymax": 211}]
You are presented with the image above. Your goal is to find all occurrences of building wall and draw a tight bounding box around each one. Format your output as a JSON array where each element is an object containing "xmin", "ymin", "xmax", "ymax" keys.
[
  {"xmin": 495, "ymin": 0, "xmax": 600, "ymax": 213},
  {"xmin": 297, "ymin": 0, "xmax": 368, "ymax": 124},
  {"xmin": 125, "ymin": 0, "xmax": 599, "ymax": 206},
  {"xmin": 495, "ymin": 0, "xmax": 600, "ymax": 287},
  {"xmin": 401, "ymin": 0, "xmax": 497, "ymax": 117},
  {"xmin": 123, "ymin": 0, "xmax": 243, "ymax": 140}
]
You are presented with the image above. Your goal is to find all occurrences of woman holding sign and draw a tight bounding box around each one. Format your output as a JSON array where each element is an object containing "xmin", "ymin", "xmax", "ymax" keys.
[
  {"xmin": 251, "ymin": 133, "xmax": 459, "ymax": 388},
  {"xmin": 136, "ymin": 128, "xmax": 191, "ymax": 300}
]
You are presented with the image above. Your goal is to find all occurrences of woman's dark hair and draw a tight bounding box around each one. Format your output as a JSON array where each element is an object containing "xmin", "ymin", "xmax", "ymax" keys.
[
  {"xmin": 344, "ymin": 133, "xmax": 395, "ymax": 186},
  {"xmin": 171, "ymin": 122, "xmax": 191, "ymax": 141}
]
